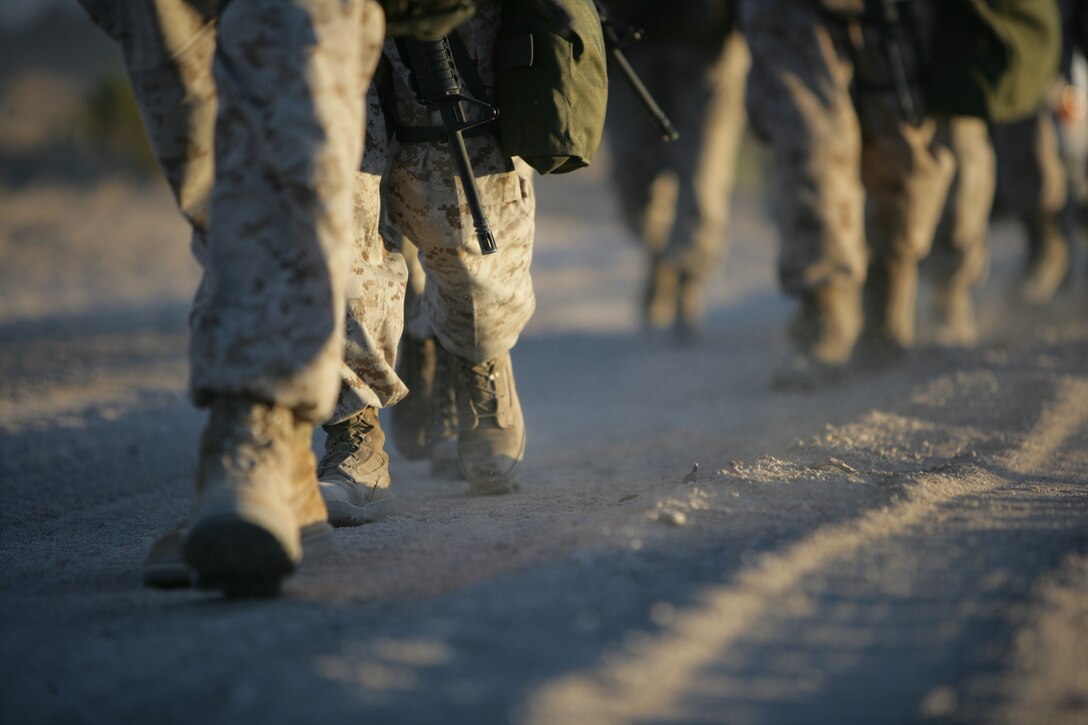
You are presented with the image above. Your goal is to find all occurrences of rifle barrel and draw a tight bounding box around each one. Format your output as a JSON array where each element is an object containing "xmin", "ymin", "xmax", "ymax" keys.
[
  {"xmin": 442, "ymin": 104, "xmax": 498, "ymax": 255},
  {"xmin": 594, "ymin": 0, "xmax": 679, "ymax": 142}
]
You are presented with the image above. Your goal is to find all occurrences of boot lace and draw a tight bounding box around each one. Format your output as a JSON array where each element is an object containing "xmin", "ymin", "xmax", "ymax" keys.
[
  {"xmin": 319, "ymin": 413, "xmax": 375, "ymax": 476},
  {"xmin": 460, "ymin": 358, "xmax": 501, "ymax": 421}
]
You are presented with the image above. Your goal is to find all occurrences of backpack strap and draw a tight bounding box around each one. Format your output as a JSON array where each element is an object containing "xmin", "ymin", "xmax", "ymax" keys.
[
  {"xmin": 373, "ymin": 53, "xmax": 400, "ymax": 142},
  {"xmin": 447, "ymin": 29, "xmax": 489, "ymax": 102}
]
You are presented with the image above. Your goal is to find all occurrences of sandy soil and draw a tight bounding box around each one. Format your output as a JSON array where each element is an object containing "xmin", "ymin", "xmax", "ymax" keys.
[{"xmin": 1, "ymin": 12, "xmax": 1087, "ymax": 725}]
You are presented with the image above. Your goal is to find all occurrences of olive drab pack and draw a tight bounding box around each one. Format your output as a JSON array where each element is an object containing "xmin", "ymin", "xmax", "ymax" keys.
[
  {"xmin": 493, "ymin": 0, "xmax": 608, "ymax": 174},
  {"xmin": 380, "ymin": 0, "xmax": 477, "ymax": 39},
  {"xmin": 927, "ymin": 0, "xmax": 1061, "ymax": 123}
]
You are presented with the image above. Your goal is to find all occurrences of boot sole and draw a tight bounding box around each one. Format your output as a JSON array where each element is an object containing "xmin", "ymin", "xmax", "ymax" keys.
[
  {"xmin": 143, "ymin": 522, "xmax": 334, "ymax": 591},
  {"xmin": 466, "ymin": 474, "xmax": 521, "ymax": 496},
  {"xmin": 324, "ymin": 495, "xmax": 396, "ymax": 527},
  {"xmin": 462, "ymin": 436, "xmax": 525, "ymax": 496},
  {"xmin": 183, "ymin": 516, "xmax": 296, "ymax": 598},
  {"xmin": 142, "ymin": 562, "xmax": 194, "ymax": 590}
]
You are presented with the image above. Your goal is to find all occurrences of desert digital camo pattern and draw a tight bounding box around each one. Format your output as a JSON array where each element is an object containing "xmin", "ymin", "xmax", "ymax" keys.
[
  {"xmin": 741, "ymin": 0, "xmax": 956, "ymax": 345},
  {"xmin": 332, "ymin": 0, "xmax": 536, "ymax": 424},
  {"xmin": 76, "ymin": 0, "xmax": 219, "ymax": 232},
  {"xmin": 333, "ymin": 86, "xmax": 410, "ymax": 424},
  {"xmin": 383, "ymin": 0, "xmax": 536, "ymax": 364},
  {"xmin": 79, "ymin": 0, "xmax": 386, "ymax": 422}
]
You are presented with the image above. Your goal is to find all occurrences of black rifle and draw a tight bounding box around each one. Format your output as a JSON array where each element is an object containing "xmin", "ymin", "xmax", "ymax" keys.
[
  {"xmin": 396, "ymin": 36, "xmax": 499, "ymax": 255},
  {"xmin": 594, "ymin": 0, "xmax": 679, "ymax": 142},
  {"xmin": 865, "ymin": 0, "xmax": 922, "ymax": 125}
]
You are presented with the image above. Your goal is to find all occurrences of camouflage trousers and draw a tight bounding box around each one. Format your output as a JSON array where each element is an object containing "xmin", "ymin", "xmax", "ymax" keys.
[
  {"xmin": 992, "ymin": 102, "xmax": 1073, "ymax": 266},
  {"xmin": 331, "ymin": 2, "xmax": 536, "ymax": 424},
  {"xmin": 78, "ymin": 0, "xmax": 385, "ymax": 422},
  {"xmin": 605, "ymin": 33, "xmax": 750, "ymax": 281},
  {"xmin": 742, "ymin": 0, "xmax": 959, "ymax": 346},
  {"xmin": 927, "ymin": 118, "xmax": 996, "ymax": 299},
  {"xmin": 994, "ymin": 107, "xmax": 1069, "ymax": 220}
]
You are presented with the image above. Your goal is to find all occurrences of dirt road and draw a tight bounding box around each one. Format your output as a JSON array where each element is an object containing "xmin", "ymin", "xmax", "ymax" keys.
[{"xmin": 1, "ymin": 15, "xmax": 1087, "ymax": 723}]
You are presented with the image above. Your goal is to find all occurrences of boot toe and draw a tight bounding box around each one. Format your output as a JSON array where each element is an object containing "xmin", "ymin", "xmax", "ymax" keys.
[
  {"xmin": 183, "ymin": 516, "xmax": 296, "ymax": 598},
  {"xmin": 318, "ymin": 477, "xmax": 395, "ymax": 526},
  {"xmin": 463, "ymin": 464, "xmax": 522, "ymax": 496}
]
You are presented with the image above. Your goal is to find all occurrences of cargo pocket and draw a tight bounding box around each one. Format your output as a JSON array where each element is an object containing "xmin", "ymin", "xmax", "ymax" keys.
[{"xmin": 387, "ymin": 161, "xmax": 525, "ymax": 253}]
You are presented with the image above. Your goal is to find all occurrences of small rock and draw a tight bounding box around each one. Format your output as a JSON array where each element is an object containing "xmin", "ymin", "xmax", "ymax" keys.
[
  {"xmin": 827, "ymin": 457, "xmax": 860, "ymax": 475},
  {"xmin": 656, "ymin": 509, "xmax": 688, "ymax": 527},
  {"xmin": 682, "ymin": 463, "xmax": 700, "ymax": 484}
]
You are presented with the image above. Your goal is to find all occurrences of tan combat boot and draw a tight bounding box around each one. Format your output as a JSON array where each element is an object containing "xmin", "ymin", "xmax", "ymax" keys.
[
  {"xmin": 452, "ymin": 351, "xmax": 524, "ymax": 495},
  {"xmin": 859, "ymin": 256, "xmax": 918, "ymax": 367},
  {"xmin": 676, "ymin": 269, "xmax": 705, "ymax": 343},
  {"xmin": 317, "ymin": 407, "xmax": 394, "ymax": 526},
  {"xmin": 143, "ymin": 419, "xmax": 331, "ymax": 590},
  {"xmin": 773, "ymin": 279, "xmax": 862, "ymax": 391},
  {"xmin": 931, "ymin": 284, "xmax": 978, "ymax": 348},
  {"xmin": 1018, "ymin": 215, "xmax": 1070, "ymax": 304},
  {"xmin": 180, "ymin": 397, "xmax": 312, "ymax": 596},
  {"xmin": 642, "ymin": 255, "xmax": 680, "ymax": 331}
]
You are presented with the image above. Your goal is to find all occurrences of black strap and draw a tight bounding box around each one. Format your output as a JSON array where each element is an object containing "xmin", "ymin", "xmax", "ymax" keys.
[
  {"xmin": 447, "ymin": 30, "xmax": 489, "ymax": 103},
  {"xmin": 373, "ymin": 53, "xmax": 400, "ymax": 142}
]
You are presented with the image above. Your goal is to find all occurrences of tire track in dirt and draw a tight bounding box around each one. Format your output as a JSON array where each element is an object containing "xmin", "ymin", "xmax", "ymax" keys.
[{"xmin": 519, "ymin": 378, "xmax": 1088, "ymax": 724}]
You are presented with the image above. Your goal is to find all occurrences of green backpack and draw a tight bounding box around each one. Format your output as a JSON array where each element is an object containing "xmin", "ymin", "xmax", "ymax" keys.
[
  {"xmin": 493, "ymin": 0, "xmax": 609, "ymax": 174},
  {"xmin": 927, "ymin": 0, "xmax": 1061, "ymax": 122}
]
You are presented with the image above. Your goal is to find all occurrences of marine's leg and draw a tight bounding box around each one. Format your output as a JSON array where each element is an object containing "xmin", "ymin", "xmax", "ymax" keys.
[
  {"xmin": 389, "ymin": 235, "xmax": 462, "ymax": 478},
  {"xmin": 182, "ymin": 0, "xmax": 383, "ymax": 593},
  {"xmin": 80, "ymin": 0, "xmax": 384, "ymax": 592},
  {"xmin": 604, "ymin": 51, "xmax": 679, "ymax": 329},
  {"xmin": 77, "ymin": 1, "xmax": 336, "ymax": 590},
  {"xmin": 742, "ymin": 0, "xmax": 866, "ymax": 389},
  {"xmin": 385, "ymin": 5, "xmax": 535, "ymax": 493},
  {"xmin": 76, "ymin": 0, "xmax": 218, "ymax": 233},
  {"xmin": 318, "ymin": 85, "xmax": 408, "ymax": 527},
  {"xmin": 927, "ymin": 117, "xmax": 996, "ymax": 347},
  {"xmin": 992, "ymin": 107, "xmax": 1072, "ymax": 304},
  {"xmin": 389, "ymin": 142, "xmax": 534, "ymax": 492},
  {"xmin": 665, "ymin": 32, "xmax": 750, "ymax": 339},
  {"xmin": 858, "ymin": 97, "xmax": 955, "ymax": 362},
  {"xmin": 605, "ymin": 52, "xmax": 676, "ymax": 254}
]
